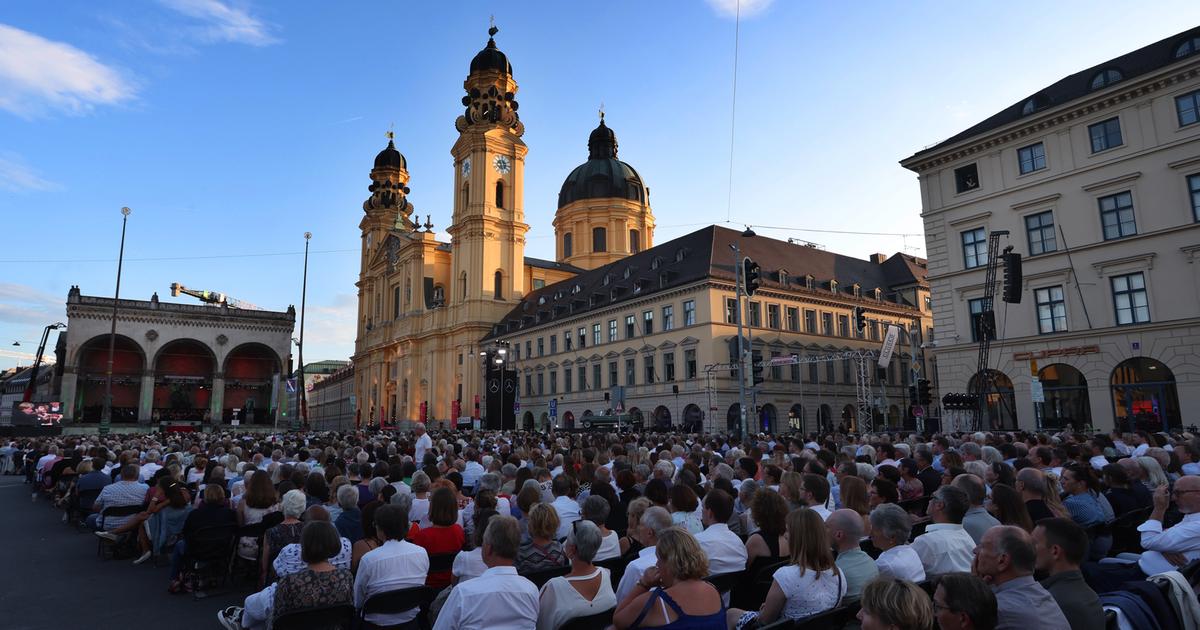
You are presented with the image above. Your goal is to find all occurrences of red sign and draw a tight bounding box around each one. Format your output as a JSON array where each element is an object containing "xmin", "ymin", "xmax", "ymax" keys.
[{"xmin": 419, "ymin": 401, "xmax": 428, "ymax": 422}]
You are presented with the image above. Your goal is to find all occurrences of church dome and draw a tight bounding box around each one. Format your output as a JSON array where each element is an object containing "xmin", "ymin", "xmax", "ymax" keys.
[
  {"xmin": 373, "ymin": 140, "xmax": 406, "ymax": 169},
  {"xmin": 470, "ymin": 27, "xmax": 512, "ymax": 75},
  {"xmin": 557, "ymin": 119, "xmax": 647, "ymax": 209}
]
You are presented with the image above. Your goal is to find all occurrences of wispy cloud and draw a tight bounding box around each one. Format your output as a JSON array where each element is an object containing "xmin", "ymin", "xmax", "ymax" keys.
[
  {"xmin": 157, "ymin": 0, "xmax": 279, "ymax": 46},
  {"xmin": 0, "ymin": 152, "xmax": 58, "ymax": 192},
  {"xmin": 0, "ymin": 283, "xmax": 64, "ymax": 326},
  {"xmin": 705, "ymin": 0, "xmax": 775, "ymax": 19},
  {"xmin": 0, "ymin": 24, "xmax": 135, "ymax": 118}
]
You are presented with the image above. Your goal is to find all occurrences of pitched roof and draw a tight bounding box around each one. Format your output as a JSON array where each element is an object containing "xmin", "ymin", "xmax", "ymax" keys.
[
  {"xmin": 484, "ymin": 225, "xmax": 926, "ymax": 340},
  {"xmin": 906, "ymin": 26, "xmax": 1200, "ymax": 162},
  {"xmin": 524, "ymin": 257, "xmax": 585, "ymax": 273}
]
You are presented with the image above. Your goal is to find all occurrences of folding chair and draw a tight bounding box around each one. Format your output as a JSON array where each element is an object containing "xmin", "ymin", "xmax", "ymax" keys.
[
  {"xmin": 359, "ymin": 586, "xmax": 437, "ymax": 630},
  {"xmin": 559, "ymin": 607, "xmax": 615, "ymax": 630},
  {"xmin": 95, "ymin": 504, "xmax": 145, "ymax": 559},
  {"xmin": 183, "ymin": 523, "xmax": 237, "ymax": 599},
  {"xmin": 273, "ymin": 604, "xmax": 356, "ymax": 630},
  {"xmin": 520, "ymin": 564, "xmax": 571, "ymax": 589},
  {"xmin": 704, "ymin": 570, "xmax": 746, "ymax": 598}
]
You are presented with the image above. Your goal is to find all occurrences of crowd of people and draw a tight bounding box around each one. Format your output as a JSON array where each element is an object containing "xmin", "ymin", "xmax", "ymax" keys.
[{"xmin": 9, "ymin": 423, "xmax": 1200, "ymax": 629}]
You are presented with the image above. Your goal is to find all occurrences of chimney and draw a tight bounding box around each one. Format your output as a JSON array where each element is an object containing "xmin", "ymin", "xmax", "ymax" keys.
[{"xmin": 870, "ymin": 253, "xmax": 888, "ymax": 265}]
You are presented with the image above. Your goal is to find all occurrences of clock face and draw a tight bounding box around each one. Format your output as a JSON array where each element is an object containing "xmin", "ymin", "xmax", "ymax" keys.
[
  {"xmin": 461, "ymin": 157, "xmax": 471, "ymax": 177},
  {"xmin": 493, "ymin": 154, "xmax": 511, "ymax": 174}
]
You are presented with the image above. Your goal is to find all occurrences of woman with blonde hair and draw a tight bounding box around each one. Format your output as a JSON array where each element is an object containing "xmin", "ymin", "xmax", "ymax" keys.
[
  {"xmin": 727, "ymin": 508, "xmax": 846, "ymax": 628},
  {"xmin": 778, "ymin": 471, "xmax": 805, "ymax": 511},
  {"xmin": 838, "ymin": 475, "xmax": 873, "ymax": 536},
  {"xmin": 612, "ymin": 527, "xmax": 725, "ymax": 629},
  {"xmin": 620, "ymin": 497, "xmax": 652, "ymax": 556},
  {"xmin": 856, "ymin": 578, "xmax": 933, "ymax": 630},
  {"xmin": 517, "ymin": 502, "xmax": 566, "ymax": 573}
]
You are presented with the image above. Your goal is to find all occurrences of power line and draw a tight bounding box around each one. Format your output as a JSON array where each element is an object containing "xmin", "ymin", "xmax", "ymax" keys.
[
  {"xmin": 0, "ymin": 249, "xmax": 358, "ymax": 264},
  {"xmin": 738, "ymin": 222, "xmax": 924, "ymax": 238}
]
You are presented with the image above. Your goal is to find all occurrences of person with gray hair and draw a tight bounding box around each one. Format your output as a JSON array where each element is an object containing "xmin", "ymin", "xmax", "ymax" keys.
[
  {"xmin": 614, "ymin": 506, "xmax": 674, "ymax": 602},
  {"xmin": 334, "ymin": 484, "xmax": 363, "ymax": 544},
  {"xmin": 961, "ymin": 442, "xmax": 983, "ymax": 462},
  {"xmin": 911, "ymin": 485, "xmax": 977, "ymax": 576},
  {"xmin": 433, "ymin": 516, "xmax": 539, "ymax": 630},
  {"xmin": 869, "ymin": 503, "xmax": 925, "ymax": 582},
  {"xmin": 581, "ymin": 494, "xmax": 620, "ymax": 561},
  {"xmin": 536, "ymin": 520, "xmax": 617, "ymax": 630},
  {"xmin": 653, "ymin": 459, "xmax": 675, "ymax": 483},
  {"xmin": 463, "ymin": 472, "xmax": 511, "ymax": 524},
  {"xmin": 973, "ymin": 525, "xmax": 1069, "ymax": 630},
  {"xmin": 954, "ymin": 473, "xmax": 1001, "ymax": 544}
]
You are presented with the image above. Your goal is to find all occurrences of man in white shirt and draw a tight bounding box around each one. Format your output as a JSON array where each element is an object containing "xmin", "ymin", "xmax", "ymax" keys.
[
  {"xmin": 139, "ymin": 449, "xmax": 163, "ymax": 482},
  {"xmin": 615, "ymin": 506, "xmax": 674, "ymax": 602},
  {"xmin": 549, "ymin": 475, "xmax": 581, "ymax": 540},
  {"xmin": 694, "ymin": 489, "xmax": 747, "ymax": 575},
  {"xmin": 800, "ymin": 473, "xmax": 833, "ymax": 520},
  {"xmin": 434, "ymin": 515, "xmax": 538, "ymax": 630},
  {"xmin": 462, "ymin": 448, "xmax": 486, "ymax": 491},
  {"xmin": 910, "ymin": 485, "xmax": 977, "ymax": 576},
  {"xmin": 413, "ymin": 423, "xmax": 433, "ymax": 465},
  {"xmin": 354, "ymin": 502, "xmax": 429, "ymax": 627},
  {"xmin": 1083, "ymin": 476, "xmax": 1200, "ymax": 592},
  {"xmin": 870, "ymin": 504, "xmax": 925, "ymax": 582},
  {"xmin": 1177, "ymin": 443, "xmax": 1200, "ymax": 477}
]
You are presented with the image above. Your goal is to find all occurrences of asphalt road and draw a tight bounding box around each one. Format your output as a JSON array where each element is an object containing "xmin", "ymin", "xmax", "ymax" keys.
[{"xmin": 0, "ymin": 476, "xmax": 244, "ymax": 630}]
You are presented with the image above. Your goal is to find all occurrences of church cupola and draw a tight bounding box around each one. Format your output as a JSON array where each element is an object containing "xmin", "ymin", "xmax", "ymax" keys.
[
  {"xmin": 456, "ymin": 25, "xmax": 523, "ymax": 137},
  {"xmin": 553, "ymin": 113, "xmax": 654, "ymax": 270},
  {"xmin": 364, "ymin": 134, "xmax": 414, "ymax": 231}
]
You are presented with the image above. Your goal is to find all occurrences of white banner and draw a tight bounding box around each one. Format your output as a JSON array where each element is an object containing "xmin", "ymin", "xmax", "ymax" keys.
[
  {"xmin": 878, "ymin": 325, "xmax": 900, "ymax": 368},
  {"xmin": 1030, "ymin": 378, "xmax": 1045, "ymax": 403}
]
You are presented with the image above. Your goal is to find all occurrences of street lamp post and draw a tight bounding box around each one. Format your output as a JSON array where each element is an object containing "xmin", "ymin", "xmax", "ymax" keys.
[
  {"xmin": 101, "ymin": 207, "xmax": 131, "ymax": 435},
  {"xmin": 296, "ymin": 232, "xmax": 311, "ymax": 431},
  {"xmin": 729, "ymin": 226, "xmax": 755, "ymax": 440}
]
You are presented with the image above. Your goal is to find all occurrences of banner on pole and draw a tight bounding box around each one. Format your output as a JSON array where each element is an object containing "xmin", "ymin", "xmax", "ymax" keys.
[{"xmin": 878, "ymin": 325, "xmax": 900, "ymax": 368}]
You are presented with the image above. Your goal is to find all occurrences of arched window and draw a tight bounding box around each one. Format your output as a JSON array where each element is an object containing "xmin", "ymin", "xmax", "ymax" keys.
[
  {"xmin": 495, "ymin": 180, "xmax": 505, "ymax": 209},
  {"xmin": 1089, "ymin": 68, "xmax": 1123, "ymax": 91},
  {"xmin": 432, "ymin": 285, "xmax": 445, "ymax": 305},
  {"xmin": 494, "ymin": 270, "xmax": 504, "ymax": 300},
  {"xmin": 1176, "ymin": 37, "xmax": 1200, "ymax": 59},
  {"xmin": 629, "ymin": 229, "xmax": 641, "ymax": 253},
  {"xmin": 563, "ymin": 232, "xmax": 573, "ymax": 258},
  {"xmin": 593, "ymin": 227, "xmax": 607, "ymax": 253}
]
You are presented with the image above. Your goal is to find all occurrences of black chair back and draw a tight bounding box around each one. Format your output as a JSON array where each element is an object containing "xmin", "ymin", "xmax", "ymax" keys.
[
  {"xmin": 360, "ymin": 586, "xmax": 435, "ymax": 622},
  {"xmin": 273, "ymin": 604, "xmax": 356, "ymax": 630},
  {"xmin": 77, "ymin": 488, "xmax": 102, "ymax": 512},
  {"xmin": 428, "ymin": 551, "xmax": 457, "ymax": 574},
  {"xmin": 732, "ymin": 558, "xmax": 786, "ymax": 610},
  {"xmin": 792, "ymin": 602, "xmax": 861, "ymax": 630},
  {"xmin": 559, "ymin": 607, "xmax": 615, "ymax": 630},
  {"xmin": 1109, "ymin": 507, "xmax": 1152, "ymax": 555},
  {"xmin": 520, "ymin": 564, "xmax": 571, "ymax": 588},
  {"xmin": 704, "ymin": 570, "xmax": 745, "ymax": 596},
  {"xmin": 188, "ymin": 524, "xmax": 237, "ymax": 562}
]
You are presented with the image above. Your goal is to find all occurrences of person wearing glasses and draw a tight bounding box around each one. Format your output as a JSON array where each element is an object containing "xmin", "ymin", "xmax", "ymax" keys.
[
  {"xmin": 930, "ymin": 573, "xmax": 997, "ymax": 630},
  {"xmin": 909, "ymin": 486, "xmax": 976, "ymax": 577},
  {"xmin": 971, "ymin": 526, "xmax": 1068, "ymax": 630},
  {"xmin": 1082, "ymin": 476, "xmax": 1200, "ymax": 592}
]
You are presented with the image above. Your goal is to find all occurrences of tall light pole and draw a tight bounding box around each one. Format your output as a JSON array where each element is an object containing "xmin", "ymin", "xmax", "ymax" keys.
[
  {"xmin": 101, "ymin": 207, "xmax": 131, "ymax": 435},
  {"xmin": 296, "ymin": 231, "xmax": 311, "ymax": 431},
  {"xmin": 729, "ymin": 226, "xmax": 755, "ymax": 441}
]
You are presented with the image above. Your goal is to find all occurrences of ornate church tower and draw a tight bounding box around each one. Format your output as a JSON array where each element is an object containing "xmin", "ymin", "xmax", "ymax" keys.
[
  {"xmin": 447, "ymin": 26, "xmax": 528, "ymax": 308},
  {"xmin": 553, "ymin": 114, "xmax": 654, "ymax": 270},
  {"xmin": 357, "ymin": 137, "xmax": 413, "ymax": 333}
]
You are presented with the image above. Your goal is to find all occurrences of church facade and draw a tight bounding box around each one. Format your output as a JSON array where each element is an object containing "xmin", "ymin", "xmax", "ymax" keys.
[{"xmin": 353, "ymin": 29, "xmax": 932, "ymax": 432}]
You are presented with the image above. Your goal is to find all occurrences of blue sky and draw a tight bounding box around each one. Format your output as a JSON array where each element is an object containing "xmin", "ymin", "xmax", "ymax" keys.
[{"xmin": 2, "ymin": 0, "xmax": 1199, "ymax": 370}]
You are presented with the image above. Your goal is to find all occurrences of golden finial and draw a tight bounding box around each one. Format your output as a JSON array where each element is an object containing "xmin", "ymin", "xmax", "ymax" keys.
[
  {"xmin": 385, "ymin": 122, "xmax": 394, "ymax": 141},
  {"xmin": 488, "ymin": 16, "xmax": 498, "ymax": 38},
  {"xmin": 599, "ymin": 102, "xmax": 605, "ymax": 122}
]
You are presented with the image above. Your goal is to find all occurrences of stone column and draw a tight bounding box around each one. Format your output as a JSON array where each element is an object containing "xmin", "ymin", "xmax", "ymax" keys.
[
  {"xmin": 139, "ymin": 370, "xmax": 155, "ymax": 424},
  {"xmin": 210, "ymin": 372, "xmax": 225, "ymax": 426},
  {"xmin": 60, "ymin": 366, "xmax": 78, "ymax": 423}
]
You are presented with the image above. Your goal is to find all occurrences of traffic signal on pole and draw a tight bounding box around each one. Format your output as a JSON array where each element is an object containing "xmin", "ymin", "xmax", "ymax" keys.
[
  {"xmin": 908, "ymin": 384, "xmax": 918, "ymax": 406},
  {"xmin": 751, "ymin": 349, "xmax": 764, "ymax": 385},
  {"xmin": 918, "ymin": 379, "xmax": 933, "ymax": 406},
  {"xmin": 1002, "ymin": 251, "xmax": 1023, "ymax": 304},
  {"xmin": 854, "ymin": 307, "xmax": 866, "ymax": 334},
  {"xmin": 743, "ymin": 258, "xmax": 762, "ymax": 296}
]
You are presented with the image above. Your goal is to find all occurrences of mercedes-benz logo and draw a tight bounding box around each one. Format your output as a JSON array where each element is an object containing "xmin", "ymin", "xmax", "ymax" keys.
[
  {"xmin": 489, "ymin": 380, "xmax": 499, "ymax": 393},
  {"xmin": 504, "ymin": 381, "xmax": 514, "ymax": 393}
]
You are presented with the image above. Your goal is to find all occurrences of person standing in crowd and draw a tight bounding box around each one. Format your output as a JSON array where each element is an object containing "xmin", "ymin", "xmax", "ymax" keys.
[
  {"xmin": 1032, "ymin": 518, "xmax": 1104, "ymax": 630},
  {"xmin": 972, "ymin": 526, "xmax": 1069, "ymax": 630}
]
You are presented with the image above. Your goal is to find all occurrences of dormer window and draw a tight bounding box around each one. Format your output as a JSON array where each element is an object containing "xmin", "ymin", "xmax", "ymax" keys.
[
  {"xmin": 805, "ymin": 275, "xmax": 814, "ymax": 290},
  {"xmin": 623, "ymin": 266, "xmax": 634, "ymax": 280},
  {"xmin": 1089, "ymin": 68, "xmax": 1123, "ymax": 91},
  {"xmin": 1021, "ymin": 93, "xmax": 1049, "ymax": 116},
  {"xmin": 675, "ymin": 248, "xmax": 688, "ymax": 263},
  {"xmin": 602, "ymin": 274, "xmax": 612, "ymax": 287},
  {"xmin": 571, "ymin": 284, "xmax": 581, "ymax": 294},
  {"xmin": 538, "ymin": 296, "xmax": 547, "ymax": 305},
  {"xmin": 852, "ymin": 284, "xmax": 861, "ymax": 298},
  {"xmin": 830, "ymin": 280, "xmax": 838, "ymax": 293},
  {"xmin": 651, "ymin": 256, "xmax": 664, "ymax": 270},
  {"xmin": 1176, "ymin": 37, "xmax": 1200, "ymax": 59},
  {"xmin": 873, "ymin": 288, "xmax": 882, "ymax": 300},
  {"xmin": 779, "ymin": 270, "xmax": 789, "ymax": 285}
]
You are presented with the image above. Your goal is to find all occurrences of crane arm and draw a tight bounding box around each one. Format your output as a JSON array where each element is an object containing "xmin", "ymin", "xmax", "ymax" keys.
[{"xmin": 169, "ymin": 282, "xmax": 263, "ymax": 310}]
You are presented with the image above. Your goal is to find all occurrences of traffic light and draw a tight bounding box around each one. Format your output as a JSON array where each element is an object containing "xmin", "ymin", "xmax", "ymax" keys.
[
  {"xmin": 918, "ymin": 379, "xmax": 933, "ymax": 406},
  {"xmin": 1002, "ymin": 251, "xmax": 1023, "ymax": 304},
  {"xmin": 751, "ymin": 349, "xmax": 764, "ymax": 385},
  {"xmin": 853, "ymin": 306, "xmax": 866, "ymax": 335},
  {"xmin": 908, "ymin": 384, "xmax": 918, "ymax": 406},
  {"xmin": 743, "ymin": 257, "xmax": 762, "ymax": 296}
]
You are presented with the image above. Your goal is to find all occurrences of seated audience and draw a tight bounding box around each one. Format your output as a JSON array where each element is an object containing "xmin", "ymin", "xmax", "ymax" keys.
[
  {"xmin": 453, "ymin": 508, "xmax": 498, "ymax": 584},
  {"xmin": 869, "ymin": 503, "xmax": 925, "ymax": 582},
  {"xmin": 1101, "ymin": 464, "xmax": 1151, "ymax": 516},
  {"xmin": 1032, "ymin": 518, "xmax": 1103, "ymax": 630},
  {"xmin": 353, "ymin": 502, "xmax": 429, "ymax": 628},
  {"xmin": 169, "ymin": 484, "xmax": 237, "ymax": 591},
  {"xmin": 333, "ymin": 484, "xmax": 362, "ymax": 544},
  {"xmin": 855, "ymin": 578, "xmax": 934, "ymax": 630},
  {"xmin": 726, "ymin": 508, "xmax": 846, "ymax": 627},
  {"xmin": 953, "ymin": 473, "xmax": 1000, "ymax": 544},
  {"xmin": 88, "ymin": 464, "xmax": 148, "ymax": 532},
  {"xmin": 549, "ymin": 475, "xmax": 581, "ymax": 540},
  {"xmin": 271, "ymin": 506, "xmax": 353, "ymax": 577},
  {"xmin": 744, "ymin": 490, "xmax": 789, "ymax": 569},
  {"xmin": 613, "ymin": 527, "xmax": 725, "ymax": 630},
  {"xmin": 537, "ymin": 520, "xmax": 617, "ymax": 630},
  {"xmin": 827, "ymin": 508, "xmax": 879, "ymax": 600},
  {"xmin": 694, "ymin": 489, "xmax": 747, "ymax": 576},
  {"xmin": 262, "ymin": 489, "xmax": 306, "ymax": 581},
  {"xmin": 434, "ymin": 515, "xmax": 539, "ymax": 630},
  {"xmin": 910, "ymin": 486, "xmax": 976, "ymax": 576},
  {"xmin": 411, "ymin": 485, "xmax": 466, "ymax": 588},
  {"xmin": 932, "ymin": 572, "xmax": 998, "ymax": 630},
  {"xmin": 987, "ymin": 483, "xmax": 1034, "ymax": 532},
  {"xmin": 519, "ymin": 502, "xmax": 567, "ymax": 574},
  {"xmin": 971, "ymin": 525, "xmax": 1069, "ymax": 630},
  {"xmin": 615, "ymin": 506, "xmax": 674, "ymax": 602},
  {"xmin": 580, "ymin": 494, "xmax": 621, "ymax": 561},
  {"xmin": 619, "ymin": 497, "xmax": 652, "ymax": 557}
]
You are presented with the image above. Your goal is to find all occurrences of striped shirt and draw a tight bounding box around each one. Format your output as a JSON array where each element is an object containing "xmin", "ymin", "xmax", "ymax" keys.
[{"xmin": 95, "ymin": 481, "xmax": 149, "ymax": 530}]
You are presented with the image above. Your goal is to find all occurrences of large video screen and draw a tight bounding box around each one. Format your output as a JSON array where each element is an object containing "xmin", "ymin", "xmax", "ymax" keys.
[{"xmin": 11, "ymin": 401, "xmax": 63, "ymax": 426}]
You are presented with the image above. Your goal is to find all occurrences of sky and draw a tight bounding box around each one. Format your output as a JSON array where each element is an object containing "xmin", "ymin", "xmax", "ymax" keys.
[{"xmin": 2, "ymin": 0, "xmax": 1199, "ymax": 371}]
